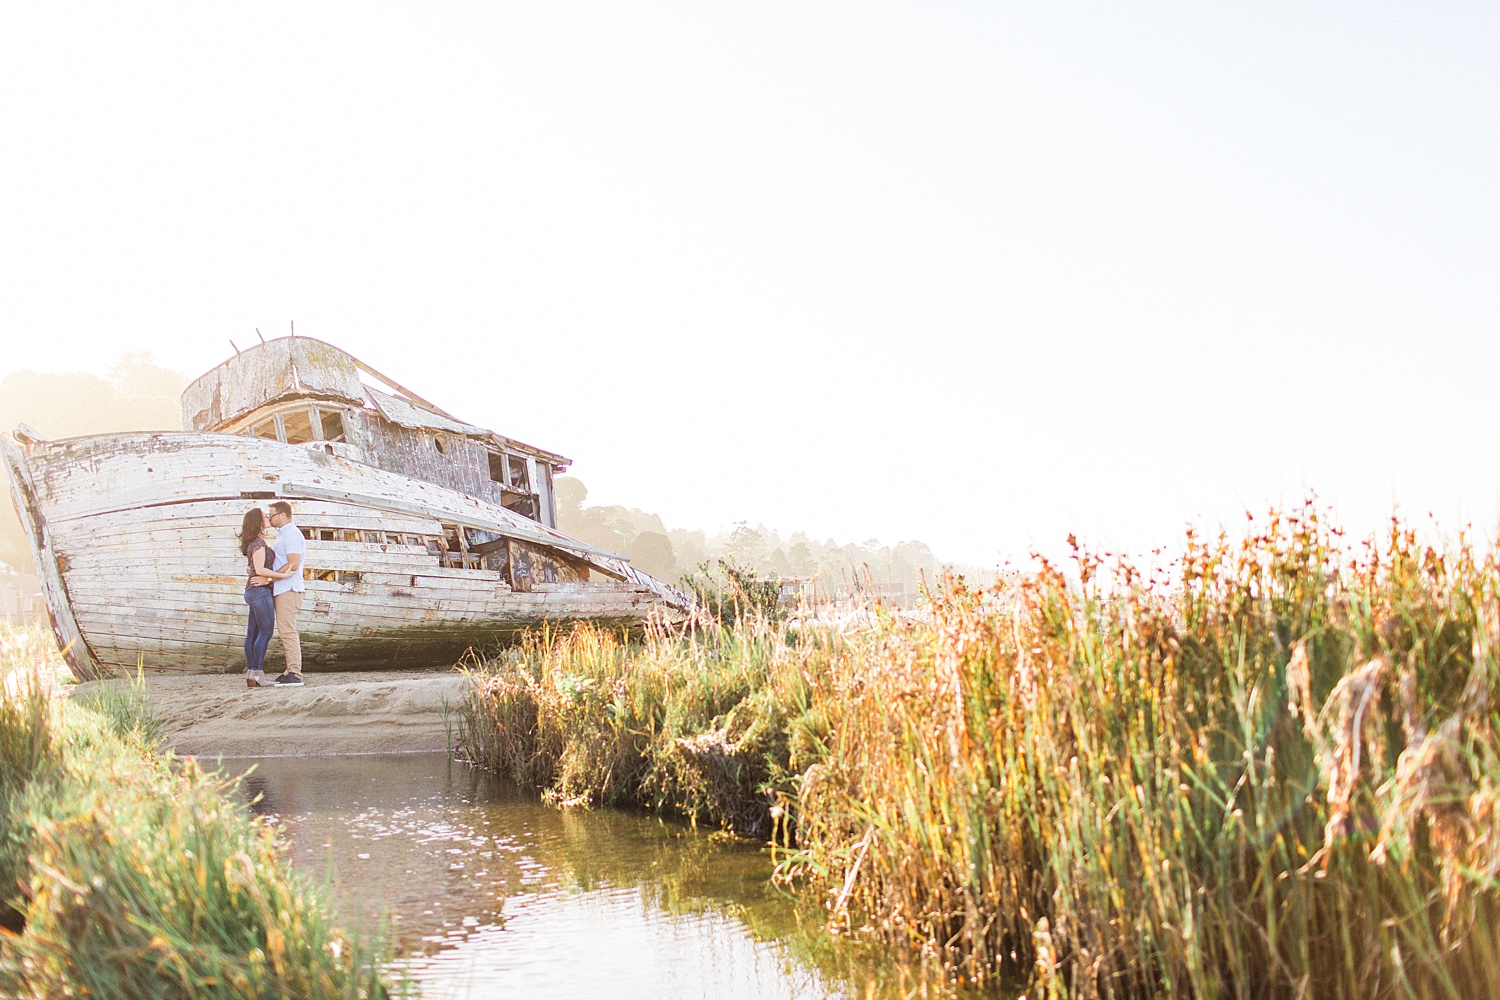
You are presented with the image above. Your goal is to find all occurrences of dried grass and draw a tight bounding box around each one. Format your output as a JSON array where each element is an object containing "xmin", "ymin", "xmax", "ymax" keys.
[{"xmin": 460, "ymin": 503, "xmax": 1500, "ymax": 997}]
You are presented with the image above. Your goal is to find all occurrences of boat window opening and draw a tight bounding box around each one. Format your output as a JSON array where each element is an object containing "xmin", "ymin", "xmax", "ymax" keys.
[
  {"xmin": 295, "ymin": 561, "xmax": 360, "ymax": 583},
  {"xmin": 385, "ymin": 532, "xmax": 404, "ymax": 545},
  {"xmin": 335, "ymin": 529, "xmax": 361, "ymax": 542},
  {"xmin": 282, "ymin": 409, "xmax": 315, "ymax": 444},
  {"xmin": 404, "ymin": 534, "xmax": 423, "ymax": 547},
  {"xmin": 362, "ymin": 531, "xmax": 384, "ymax": 544},
  {"xmin": 466, "ymin": 533, "xmax": 508, "ymax": 573},
  {"xmin": 251, "ymin": 418, "xmax": 279, "ymax": 441},
  {"xmin": 318, "ymin": 529, "xmax": 336, "ymax": 542},
  {"xmin": 505, "ymin": 495, "xmax": 537, "ymax": 520},
  {"xmin": 507, "ymin": 455, "xmax": 529, "ymax": 490},
  {"xmin": 424, "ymin": 537, "xmax": 442, "ymax": 557},
  {"xmin": 426, "ymin": 523, "xmax": 496, "ymax": 570},
  {"xmin": 318, "ymin": 409, "xmax": 346, "ymax": 442},
  {"xmin": 433, "ymin": 435, "xmax": 448, "ymax": 456},
  {"xmin": 487, "ymin": 451, "xmax": 507, "ymax": 484}
]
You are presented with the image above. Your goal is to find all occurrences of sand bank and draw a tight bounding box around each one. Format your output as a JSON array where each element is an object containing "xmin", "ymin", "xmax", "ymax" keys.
[{"xmin": 76, "ymin": 670, "xmax": 469, "ymax": 758}]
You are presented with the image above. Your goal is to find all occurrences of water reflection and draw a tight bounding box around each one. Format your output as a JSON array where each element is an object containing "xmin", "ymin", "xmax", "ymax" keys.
[{"xmin": 223, "ymin": 753, "xmax": 1006, "ymax": 1000}]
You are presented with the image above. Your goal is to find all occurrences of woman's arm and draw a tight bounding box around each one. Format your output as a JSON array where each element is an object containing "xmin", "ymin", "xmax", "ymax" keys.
[{"xmin": 251, "ymin": 546, "xmax": 288, "ymax": 582}]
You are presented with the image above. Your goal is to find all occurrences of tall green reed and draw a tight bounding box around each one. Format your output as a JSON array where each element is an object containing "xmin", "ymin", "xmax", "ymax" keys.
[
  {"xmin": 0, "ymin": 624, "xmax": 399, "ymax": 999},
  {"xmin": 459, "ymin": 620, "xmax": 821, "ymax": 837},
  {"xmin": 0, "ymin": 628, "xmax": 61, "ymax": 933},
  {"xmin": 458, "ymin": 504, "xmax": 1500, "ymax": 997},
  {"xmin": 73, "ymin": 660, "xmax": 165, "ymax": 750}
]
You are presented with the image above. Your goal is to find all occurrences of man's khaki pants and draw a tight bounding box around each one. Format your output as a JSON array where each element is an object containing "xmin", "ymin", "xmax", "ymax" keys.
[{"xmin": 274, "ymin": 591, "xmax": 305, "ymax": 675}]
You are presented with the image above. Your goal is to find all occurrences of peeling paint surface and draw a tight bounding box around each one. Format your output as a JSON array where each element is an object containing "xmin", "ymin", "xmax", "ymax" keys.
[
  {"xmin": 5, "ymin": 432, "xmax": 690, "ymax": 677},
  {"xmin": 290, "ymin": 337, "xmax": 367, "ymax": 400},
  {"xmin": 9, "ymin": 338, "xmax": 694, "ymax": 678}
]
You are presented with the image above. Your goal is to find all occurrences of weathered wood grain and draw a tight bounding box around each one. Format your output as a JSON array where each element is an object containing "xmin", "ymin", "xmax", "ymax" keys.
[{"xmin": 6, "ymin": 431, "xmax": 687, "ymax": 675}]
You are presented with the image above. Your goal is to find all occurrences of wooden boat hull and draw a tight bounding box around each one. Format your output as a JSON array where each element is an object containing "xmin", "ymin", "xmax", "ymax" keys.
[{"xmin": 3, "ymin": 432, "xmax": 689, "ymax": 677}]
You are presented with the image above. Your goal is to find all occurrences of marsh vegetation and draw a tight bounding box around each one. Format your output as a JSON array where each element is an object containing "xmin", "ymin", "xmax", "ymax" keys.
[
  {"xmin": 0, "ymin": 628, "xmax": 398, "ymax": 999},
  {"xmin": 460, "ymin": 504, "xmax": 1500, "ymax": 998}
]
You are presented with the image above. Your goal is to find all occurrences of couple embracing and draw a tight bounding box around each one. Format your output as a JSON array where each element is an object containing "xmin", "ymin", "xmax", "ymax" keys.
[{"xmin": 237, "ymin": 501, "xmax": 307, "ymax": 688}]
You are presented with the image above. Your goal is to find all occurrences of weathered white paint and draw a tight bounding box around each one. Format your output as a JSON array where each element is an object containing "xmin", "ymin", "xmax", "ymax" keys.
[
  {"xmin": 1, "ymin": 438, "xmax": 98, "ymax": 678},
  {"xmin": 5, "ymin": 431, "xmax": 691, "ymax": 678},
  {"xmin": 182, "ymin": 337, "xmax": 368, "ymax": 432}
]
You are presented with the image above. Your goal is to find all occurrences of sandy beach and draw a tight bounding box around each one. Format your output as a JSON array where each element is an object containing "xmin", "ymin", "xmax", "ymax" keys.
[{"xmin": 74, "ymin": 670, "xmax": 469, "ymax": 758}]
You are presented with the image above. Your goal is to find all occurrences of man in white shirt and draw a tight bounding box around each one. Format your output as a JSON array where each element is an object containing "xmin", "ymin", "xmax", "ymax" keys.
[{"xmin": 267, "ymin": 501, "xmax": 307, "ymax": 685}]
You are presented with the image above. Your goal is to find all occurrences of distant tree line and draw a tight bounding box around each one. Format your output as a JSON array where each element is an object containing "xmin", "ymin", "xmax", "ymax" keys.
[{"xmin": 555, "ymin": 477, "xmax": 982, "ymax": 603}]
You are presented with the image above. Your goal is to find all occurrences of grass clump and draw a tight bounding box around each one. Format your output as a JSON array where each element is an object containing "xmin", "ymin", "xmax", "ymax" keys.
[
  {"xmin": 460, "ymin": 503, "xmax": 1500, "ymax": 998},
  {"xmin": 0, "ymin": 626, "xmax": 398, "ymax": 999},
  {"xmin": 459, "ymin": 621, "xmax": 818, "ymax": 838},
  {"xmin": 72, "ymin": 663, "xmax": 165, "ymax": 750}
]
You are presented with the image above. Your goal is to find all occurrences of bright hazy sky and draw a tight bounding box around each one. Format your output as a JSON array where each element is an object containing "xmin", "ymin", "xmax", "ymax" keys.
[{"xmin": 2, "ymin": 4, "xmax": 1496, "ymax": 566}]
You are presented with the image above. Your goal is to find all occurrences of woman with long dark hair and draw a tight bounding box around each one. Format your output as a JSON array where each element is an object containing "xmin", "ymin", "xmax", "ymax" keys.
[{"xmin": 239, "ymin": 507, "xmax": 292, "ymax": 688}]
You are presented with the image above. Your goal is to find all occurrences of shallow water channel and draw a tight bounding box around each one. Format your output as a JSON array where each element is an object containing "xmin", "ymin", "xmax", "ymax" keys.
[{"xmin": 223, "ymin": 752, "xmax": 1010, "ymax": 1000}]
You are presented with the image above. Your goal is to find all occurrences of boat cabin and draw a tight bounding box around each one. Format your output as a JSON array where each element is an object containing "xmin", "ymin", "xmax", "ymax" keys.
[{"xmin": 180, "ymin": 337, "xmax": 568, "ymax": 528}]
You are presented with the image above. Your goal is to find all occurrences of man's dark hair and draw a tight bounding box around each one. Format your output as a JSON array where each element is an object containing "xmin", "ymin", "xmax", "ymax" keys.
[{"xmin": 269, "ymin": 501, "xmax": 293, "ymax": 518}]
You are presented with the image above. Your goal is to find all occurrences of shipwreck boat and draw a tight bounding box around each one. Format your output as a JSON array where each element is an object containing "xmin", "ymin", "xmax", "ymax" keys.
[{"xmin": 2, "ymin": 336, "xmax": 692, "ymax": 680}]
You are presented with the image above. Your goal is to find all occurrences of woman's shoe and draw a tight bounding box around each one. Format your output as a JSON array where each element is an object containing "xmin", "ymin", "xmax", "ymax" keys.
[{"xmin": 246, "ymin": 671, "xmax": 271, "ymax": 688}]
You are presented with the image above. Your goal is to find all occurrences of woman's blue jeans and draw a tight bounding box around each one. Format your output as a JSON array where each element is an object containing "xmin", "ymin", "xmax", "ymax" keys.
[{"xmin": 244, "ymin": 585, "xmax": 276, "ymax": 673}]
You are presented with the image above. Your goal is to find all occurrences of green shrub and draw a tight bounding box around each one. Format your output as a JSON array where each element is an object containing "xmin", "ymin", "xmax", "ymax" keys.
[{"xmin": 682, "ymin": 558, "xmax": 787, "ymax": 625}]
